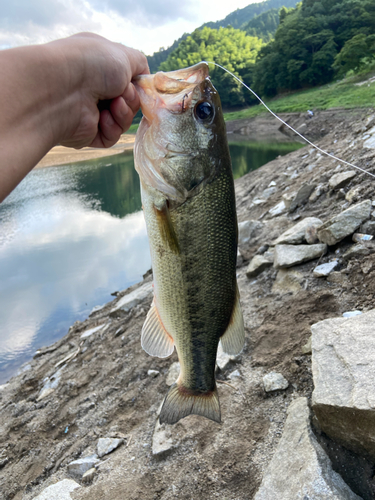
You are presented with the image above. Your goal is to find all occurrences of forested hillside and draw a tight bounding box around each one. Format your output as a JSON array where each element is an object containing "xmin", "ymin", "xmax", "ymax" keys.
[
  {"xmin": 253, "ymin": 0, "xmax": 375, "ymax": 97},
  {"xmin": 146, "ymin": 0, "xmax": 298, "ymax": 73},
  {"xmin": 242, "ymin": 8, "xmax": 280, "ymax": 42},
  {"xmin": 156, "ymin": 0, "xmax": 375, "ymax": 108},
  {"xmin": 159, "ymin": 27, "xmax": 264, "ymax": 107}
]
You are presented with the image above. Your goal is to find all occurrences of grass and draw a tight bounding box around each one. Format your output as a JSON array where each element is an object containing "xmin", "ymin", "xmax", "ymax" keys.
[
  {"xmin": 224, "ymin": 73, "xmax": 375, "ymax": 122},
  {"xmin": 125, "ymin": 71, "xmax": 375, "ymax": 135}
]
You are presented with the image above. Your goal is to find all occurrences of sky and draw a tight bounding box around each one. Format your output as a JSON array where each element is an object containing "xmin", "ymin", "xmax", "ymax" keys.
[{"xmin": 0, "ymin": 0, "xmax": 258, "ymax": 55}]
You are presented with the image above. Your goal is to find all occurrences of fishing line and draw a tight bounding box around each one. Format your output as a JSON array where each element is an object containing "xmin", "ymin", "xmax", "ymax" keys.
[{"xmin": 205, "ymin": 61, "xmax": 375, "ymax": 180}]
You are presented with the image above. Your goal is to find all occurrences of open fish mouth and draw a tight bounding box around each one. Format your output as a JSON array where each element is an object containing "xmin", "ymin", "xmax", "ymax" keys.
[{"xmin": 133, "ymin": 62, "xmax": 210, "ymax": 120}]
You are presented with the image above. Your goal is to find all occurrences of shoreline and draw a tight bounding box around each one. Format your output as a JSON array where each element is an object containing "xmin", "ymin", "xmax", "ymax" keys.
[
  {"xmin": 34, "ymin": 134, "xmax": 136, "ymax": 169},
  {"xmin": 35, "ymin": 112, "xmax": 314, "ymax": 169}
]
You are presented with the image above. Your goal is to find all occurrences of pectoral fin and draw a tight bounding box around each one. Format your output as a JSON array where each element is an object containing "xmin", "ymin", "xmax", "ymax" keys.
[
  {"xmin": 154, "ymin": 201, "xmax": 180, "ymax": 254},
  {"xmin": 141, "ymin": 301, "xmax": 174, "ymax": 358},
  {"xmin": 220, "ymin": 285, "xmax": 245, "ymax": 355}
]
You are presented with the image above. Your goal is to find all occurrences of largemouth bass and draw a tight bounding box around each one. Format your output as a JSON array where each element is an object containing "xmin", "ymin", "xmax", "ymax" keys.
[{"xmin": 133, "ymin": 62, "xmax": 244, "ymax": 425}]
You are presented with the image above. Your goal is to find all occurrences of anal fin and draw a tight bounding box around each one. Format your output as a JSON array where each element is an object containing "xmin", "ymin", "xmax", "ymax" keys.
[
  {"xmin": 159, "ymin": 383, "xmax": 221, "ymax": 425},
  {"xmin": 141, "ymin": 300, "xmax": 174, "ymax": 358},
  {"xmin": 220, "ymin": 284, "xmax": 245, "ymax": 355}
]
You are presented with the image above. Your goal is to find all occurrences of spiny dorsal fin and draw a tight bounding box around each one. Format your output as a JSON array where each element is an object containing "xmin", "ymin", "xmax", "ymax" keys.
[
  {"xmin": 159, "ymin": 383, "xmax": 221, "ymax": 425},
  {"xmin": 141, "ymin": 301, "xmax": 174, "ymax": 358},
  {"xmin": 220, "ymin": 284, "xmax": 245, "ymax": 355}
]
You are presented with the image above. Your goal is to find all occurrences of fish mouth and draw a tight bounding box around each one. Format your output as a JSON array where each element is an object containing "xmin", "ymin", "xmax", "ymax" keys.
[{"xmin": 133, "ymin": 62, "xmax": 210, "ymax": 121}]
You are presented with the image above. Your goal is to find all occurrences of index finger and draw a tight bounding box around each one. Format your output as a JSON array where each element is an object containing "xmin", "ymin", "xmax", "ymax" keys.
[{"xmin": 122, "ymin": 46, "xmax": 150, "ymax": 79}]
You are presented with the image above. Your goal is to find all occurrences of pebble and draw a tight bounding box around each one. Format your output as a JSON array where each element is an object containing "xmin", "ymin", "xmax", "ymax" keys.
[
  {"xmin": 313, "ymin": 261, "xmax": 338, "ymax": 277},
  {"xmin": 152, "ymin": 420, "xmax": 174, "ymax": 456},
  {"xmin": 342, "ymin": 243, "xmax": 371, "ymax": 260},
  {"xmin": 166, "ymin": 362, "xmax": 180, "ymax": 386},
  {"xmin": 97, "ymin": 437, "xmax": 123, "ymax": 458},
  {"xmin": 274, "ymin": 243, "xmax": 327, "ymax": 269},
  {"xmin": 37, "ymin": 366, "xmax": 65, "ymax": 401},
  {"xmin": 82, "ymin": 467, "xmax": 96, "ymax": 483},
  {"xmin": 228, "ymin": 369, "xmax": 241, "ymax": 380},
  {"xmin": 342, "ymin": 310, "xmax": 362, "ymax": 318},
  {"xmin": 67, "ymin": 454, "xmax": 100, "ymax": 477},
  {"xmin": 301, "ymin": 337, "xmax": 312, "ymax": 355},
  {"xmin": 80, "ymin": 324, "xmax": 105, "ymax": 339},
  {"xmin": 216, "ymin": 343, "xmax": 238, "ymax": 370},
  {"xmin": 263, "ymin": 372, "xmax": 289, "ymax": 392},
  {"xmin": 328, "ymin": 171, "xmax": 356, "ymax": 190},
  {"xmin": 289, "ymin": 183, "xmax": 316, "ymax": 212},
  {"xmin": 147, "ymin": 369, "xmax": 160, "ymax": 378},
  {"xmin": 269, "ymin": 201, "xmax": 286, "ymax": 217}
]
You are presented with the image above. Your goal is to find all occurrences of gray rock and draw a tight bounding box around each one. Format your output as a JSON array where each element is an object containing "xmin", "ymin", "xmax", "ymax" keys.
[
  {"xmin": 152, "ymin": 420, "xmax": 174, "ymax": 456},
  {"xmin": 246, "ymin": 254, "xmax": 273, "ymax": 278},
  {"xmin": 263, "ymin": 372, "xmax": 289, "ymax": 392},
  {"xmin": 342, "ymin": 310, "xmax": 362, "ymax": 318},
  {"xmin": 216, "ymin": 343, "xmax": 238, "ymax": 370},
  {"xmin": 274, "ymin": 243, "xmax": 327, "ymax": 269},
  {"xmin": 352, "ymin": 233, "xmax": 373, "ymax": 243},
  {"xmin": 364, "ymin": 134, "xmax": 375, "ymax": 149},
  {"xmin": 328, "ymin": 171, "xmax": 356, "ymax": 190},
  {"xmin": 111, "ymin": 282, "xmax": 153, "ymax": 313},
  {"xmin": 147, "ymin": 369, "xmax": 160, "ymax": 378},
  {"xmin": 342, "ymin": 243, "xmax": 371, "ymax": 260},
  {"xmin": 289, "ymin": 183, "xmax": 316, "ymax": 212},
  {"xmin": 282, "ymin": 191, "xmax": 296, "ymax": 210},
  {"xmin": 274, "ymin": 217, "xmax": 323, "ymax": 245},
  {"xmin": 67, "ymin": 454, "xmax": 100, "ymax": 477},
  {"xmin": 345, "ymin": 186, "xmax": 361, "ymax": 203},
  {"xmin": 37, "ymin": 366, "xmax": 65, "ymax": 401},
  {"xmin": 33, "ymin": 479, "xmax": 81, "ymax": 500},
  {"xmin": 238, "ymin": 220, "xmax": 263, "ymax": 248},
  {"xmin": 302, "ymin": 336, "xmax": 312, "ymax": 355},
  {"xmin": 236, "ymin": 249, "xmax": 243, "ymax": 267},
  {"xmin": 269, "ymin": 200, "xmax": 286, "ymax": 217},
  {"xmin": 82, "ymin": 467, "xmax": 96, "ymax": 483},
  {"xmin": 313, "ymin": 261, "xmax": 339, "ymax": 277},
  {"xmin": 312, "ymin": 310, "xmax": 375, "ymax": 458},
  {"xmin": 254, "ymin": 398, "xmax": 360, "ymax": 500},
  {"xmin": 309, "ymin": 185, "xmax": 325, "ymax": 203},
  {"xmin": 272, "ymin": 269, "xmax": 304, "ymax": 294},
  {"xmin": 317, "ymin": 200, "xmax": 372, "ymax": 245},
  {"xmin": 228, "ymin": 369, "xmax": 241, "ymax": 380},
  {"xmin": 261, "ymin": 186, "xmax": 277, "ymax": 199},
  {"xmin": 359, "ymin": 220, "xmax": 375, "ymax": 235},
  {"xmin": 166, "ymin": 362, "xmax": 180, "ymax": 386},
  {"xmin": 80, "ymin": 324, "xmax": 105, "ymax": 339},
  {"xmin": 97, "ymin": 437, "xmax": 123, "ymax": 458}
]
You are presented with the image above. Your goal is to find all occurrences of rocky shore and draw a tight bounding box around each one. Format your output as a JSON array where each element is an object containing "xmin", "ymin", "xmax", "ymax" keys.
[{"xmin": 1, "ymin": 108, "xmax": 375, "ymax": 499}]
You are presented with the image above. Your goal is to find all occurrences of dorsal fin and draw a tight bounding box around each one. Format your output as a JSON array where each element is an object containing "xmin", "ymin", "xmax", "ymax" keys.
[
  {"xmin": 141, "ymin": 301, "xmax": 175, "ymax": 358},
  {"xmin": 220, "ymin": 284, "xmax": 245, "ymax": 355}
]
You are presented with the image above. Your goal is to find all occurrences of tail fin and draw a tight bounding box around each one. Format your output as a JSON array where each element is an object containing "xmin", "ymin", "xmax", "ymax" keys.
[{"xmin": 159, "ymin": 383, "xmax": 221, "ymax": 425}]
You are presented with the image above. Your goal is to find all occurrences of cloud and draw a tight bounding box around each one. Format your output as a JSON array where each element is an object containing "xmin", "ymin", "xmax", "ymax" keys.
[{"xmin": 89, "ymin": 0, "xmax": 199, "ymax": 27}]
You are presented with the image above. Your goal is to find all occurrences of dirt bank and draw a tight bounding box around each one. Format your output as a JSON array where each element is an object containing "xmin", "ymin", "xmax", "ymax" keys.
[
  {"xmin": 35, "ymin": 134, "xmax": 136, "ymax": 169},
  {"xmin": 1, "ymin": 108, "xmax": 375, "ymax": 500}
]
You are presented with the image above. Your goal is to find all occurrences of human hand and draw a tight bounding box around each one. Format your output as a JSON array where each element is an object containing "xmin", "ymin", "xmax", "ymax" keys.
[{"xmin": 46, "ymin": 33, "xmax": 149, "ymax": 149}]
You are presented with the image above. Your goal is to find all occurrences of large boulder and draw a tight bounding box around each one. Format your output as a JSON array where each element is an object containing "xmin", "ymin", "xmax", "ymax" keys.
[
  {"xmin": 317, "ymin": 200, "xmax": 372, "ymax": 246},
  {"xmin": 33, "ymin": 479, "xmax": 80, "ymax": 500},
  {"xmin": 254, "ymin": 398, "xmax": 360, "ymax": 499},
  {"xmin": 312, "ymin": 310, "xmax": 375, "ymax": 458}
]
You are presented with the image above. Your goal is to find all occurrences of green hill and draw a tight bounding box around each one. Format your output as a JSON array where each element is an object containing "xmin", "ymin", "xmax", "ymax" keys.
[
  {"xmin": 146, "ymin": 0, "xmax": 299, "ymax": 73},
  {"xmin": 242, "ymin": 8, "xmax": 280, "ymax": 42}
]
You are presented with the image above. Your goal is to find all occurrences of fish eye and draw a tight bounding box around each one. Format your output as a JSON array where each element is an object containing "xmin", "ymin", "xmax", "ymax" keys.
[{"xmin": 194, "ymin": 101, "xmax": 214, "ymax": 122}]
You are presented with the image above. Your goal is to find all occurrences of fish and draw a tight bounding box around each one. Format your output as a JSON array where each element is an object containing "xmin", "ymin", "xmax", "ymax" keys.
[{"xmin": 133, "ymin": 62, "xmax": 245, "ymax": 425}]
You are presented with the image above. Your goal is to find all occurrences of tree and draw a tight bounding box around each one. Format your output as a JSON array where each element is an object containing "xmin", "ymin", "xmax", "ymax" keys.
[
  {"xmin": 160, "ymin": 27, "xmax": 264, "ymax": 107},
  {"xmin": 333, "ymin": 33, "xmax": 375, "ymax": 76}
]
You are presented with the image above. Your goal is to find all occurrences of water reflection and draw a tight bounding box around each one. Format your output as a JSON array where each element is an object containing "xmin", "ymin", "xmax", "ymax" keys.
[{"xmin": 0, "ymin": 139, "xmax": 303, "ymax": 383}]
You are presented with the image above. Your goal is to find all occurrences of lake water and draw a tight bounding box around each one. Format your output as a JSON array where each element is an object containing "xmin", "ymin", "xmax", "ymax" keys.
[{"xmin": 0, "ymin": 140, "xmax": 303, "ymax": 383}]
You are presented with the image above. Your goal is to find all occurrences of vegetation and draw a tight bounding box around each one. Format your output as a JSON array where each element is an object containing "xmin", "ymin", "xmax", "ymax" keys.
[
  {"xmin": 160, "ymin": 27, "xmax": 264, "ymax": 107},
  {"xmin": 146, "ymin": 0, "xmax": 298, "ymax": 73},
  {"xmin": 242, "ymin": 8, "xmax": 281, "ymax": 42},
  {"xmin": 253, "ymin": 0, "xmax": 375, "ymax": 97},
  {"xmin": 224, "ymin": 75, "xmax": 375, "ymax": 121}
]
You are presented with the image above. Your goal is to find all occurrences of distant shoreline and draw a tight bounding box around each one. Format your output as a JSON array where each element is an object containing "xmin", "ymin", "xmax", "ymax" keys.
[{"xmin": 34, "ymin": 134, "xmax": 136, "ymax": 169}]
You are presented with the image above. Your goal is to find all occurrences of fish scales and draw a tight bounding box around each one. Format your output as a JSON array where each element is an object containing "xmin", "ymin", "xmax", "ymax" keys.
[{"xmin": 134, "ymin": 62, "xmax": 245, "ymax": 424}]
